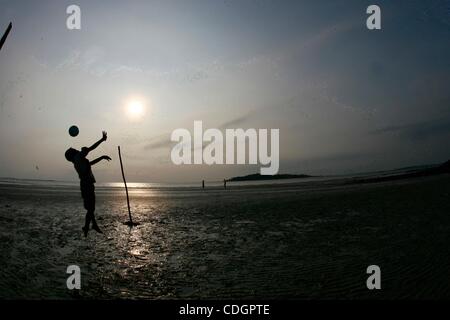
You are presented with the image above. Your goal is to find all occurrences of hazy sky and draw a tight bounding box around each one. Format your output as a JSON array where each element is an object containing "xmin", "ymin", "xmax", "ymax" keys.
[{"xmin": 1, "ymin": 0, "xmax": 449, "ymax": 183}]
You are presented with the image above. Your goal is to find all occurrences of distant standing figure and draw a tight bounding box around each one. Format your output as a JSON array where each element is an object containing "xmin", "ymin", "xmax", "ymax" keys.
[
  {"xmin": 224, "ymin": 179, "xmax": 227, "ymax": 189},
  {"xmin": 202, "ymin": 180, "xmax": 205, "ymax": 189},
  {"xmin": 65, "ymin": 131, "xmax": 111, "ymax": 237}
]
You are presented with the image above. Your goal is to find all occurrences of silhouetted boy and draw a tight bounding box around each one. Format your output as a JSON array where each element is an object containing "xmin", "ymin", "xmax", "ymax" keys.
[{"xmin": 65, "ymin": 131, "xmax": 111, "ymax": 237}]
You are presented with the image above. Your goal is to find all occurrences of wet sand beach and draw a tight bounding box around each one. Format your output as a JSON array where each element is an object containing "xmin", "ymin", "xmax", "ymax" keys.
[{"xmin": 0, "ymin": 174, "xmax": 450, "ymax": 299}]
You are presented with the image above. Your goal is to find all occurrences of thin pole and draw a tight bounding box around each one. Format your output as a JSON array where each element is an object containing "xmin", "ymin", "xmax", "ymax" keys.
[
  {"xmin": 118, "ymin": 146, "xmax": 133, "ymax": 224},
  {"xmin": 0, "ymin": 22, "xmax": 12, "ymax": 52}
]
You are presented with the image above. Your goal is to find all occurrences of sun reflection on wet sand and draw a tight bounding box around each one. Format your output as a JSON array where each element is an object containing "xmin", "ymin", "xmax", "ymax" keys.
[{"xmin": 93, "ymin": 192, "xmax": 177, "ymax": 298}]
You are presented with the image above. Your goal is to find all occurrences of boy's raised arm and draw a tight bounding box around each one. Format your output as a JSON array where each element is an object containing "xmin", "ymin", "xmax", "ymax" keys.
[{"xmin": 86, "ymin": 131, "xmax": 107, "ymax": 153}]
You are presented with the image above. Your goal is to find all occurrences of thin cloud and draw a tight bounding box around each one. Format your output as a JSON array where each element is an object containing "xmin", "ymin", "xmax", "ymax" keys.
[
  {"xmin": 370, "ymin": 117, "xmax": 450, "ymax": 140},
  {"xmin": 218, "ymin": 114, "xmax": 252, "ymax": 129},
  {"xmin": 143, "ymin": 133, "xmax": 173, "ymax": 150},
  {"xmin": 142, "ymin": 113, "xmax": 253, "ymax": 151}
]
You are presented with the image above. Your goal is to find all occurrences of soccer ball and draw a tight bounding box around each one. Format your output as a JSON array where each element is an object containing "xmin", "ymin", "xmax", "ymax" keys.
[{"xmin": 69, "ymin": 125, "xmax": 79, "ymax": 137}]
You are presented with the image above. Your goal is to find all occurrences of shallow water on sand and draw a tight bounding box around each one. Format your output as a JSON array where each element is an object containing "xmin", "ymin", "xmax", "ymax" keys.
[{"xmin": 1, "ymin": 175, "xmax": 450, "ymax": 299}]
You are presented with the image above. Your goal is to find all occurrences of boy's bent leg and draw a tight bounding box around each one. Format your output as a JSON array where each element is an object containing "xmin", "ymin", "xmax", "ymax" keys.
[
  {"xmin": 85, "ymin": 210, "xmax": 94, "ymax": 227},
  {"xmin": 91, "ymin": 213, "xmax": 103, "ymax": 234},
  {"xmin": 81, "ymin": 183, "xmax": 101, "ymax": 234},
  {"xmin": 81, "ymin": 183, "xmax": 98, "ymax": 236},
  {"xmin": 82, "ymin": 225, "xmax": 89, "ymax": 237},
  {"xmin": 82, "ymin": 210, "xmax": 93, "ymax": 237},
  {"xmin": 87, "ymin": 184, "xmax": 102, "ymax": 233}
]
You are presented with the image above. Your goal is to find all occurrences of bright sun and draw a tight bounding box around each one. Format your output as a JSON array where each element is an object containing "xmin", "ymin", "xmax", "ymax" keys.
[{"xmin": 126, "ymin": 100, "xmax": 145, "ymax": 120}]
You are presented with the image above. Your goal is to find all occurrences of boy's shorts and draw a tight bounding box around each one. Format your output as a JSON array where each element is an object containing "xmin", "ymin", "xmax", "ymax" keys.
[{"xmin": 80, "ymin": 182, "xmax": 95, "ymax": 211}]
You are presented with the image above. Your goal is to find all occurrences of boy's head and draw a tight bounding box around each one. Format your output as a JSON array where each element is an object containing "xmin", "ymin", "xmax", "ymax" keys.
[{"xmin": 65, "ymin": 148, "xmax": 78, "ymax": 162}]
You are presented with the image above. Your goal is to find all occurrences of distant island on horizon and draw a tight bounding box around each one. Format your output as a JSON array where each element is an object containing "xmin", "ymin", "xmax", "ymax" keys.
[
  {"xmin": 227, "ymin": 159, "xmax": 450, "ymax": 183},
  {"xmin": 227, "ymin": 173, "xmax": 313, "ymax": 182}
]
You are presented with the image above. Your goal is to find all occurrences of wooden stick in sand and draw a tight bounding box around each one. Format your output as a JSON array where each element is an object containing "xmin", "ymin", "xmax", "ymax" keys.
[
  {"xmin": 118, "ymin": 146, "xmax": 138, "ymax": 227},
  {"xmin": 0, "ymin": 22, "xmax": 12, "ymax": 52}
]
